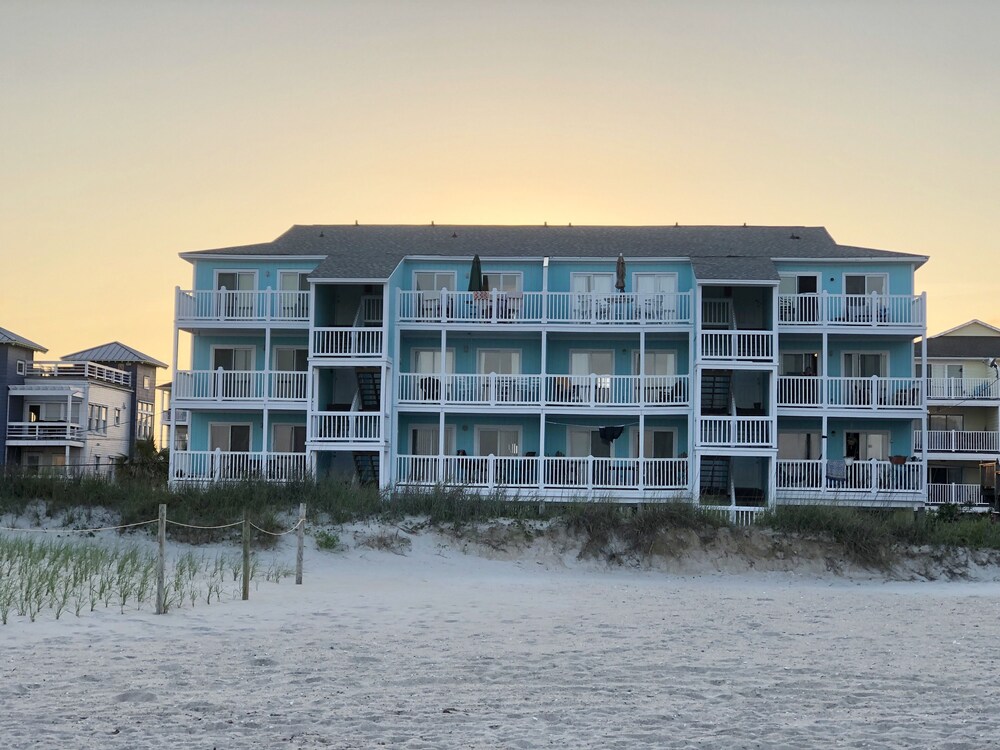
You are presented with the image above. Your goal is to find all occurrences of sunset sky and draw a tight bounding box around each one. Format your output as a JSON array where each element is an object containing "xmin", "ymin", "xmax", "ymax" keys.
[{"xmin": 2, "ymin": 1, "xmax": 998, "ymax": 377}]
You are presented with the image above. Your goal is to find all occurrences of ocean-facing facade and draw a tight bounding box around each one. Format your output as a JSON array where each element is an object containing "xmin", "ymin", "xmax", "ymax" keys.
[{"xmin": 169, "ymin": 224, "xmax": 930, "ymax": 513}]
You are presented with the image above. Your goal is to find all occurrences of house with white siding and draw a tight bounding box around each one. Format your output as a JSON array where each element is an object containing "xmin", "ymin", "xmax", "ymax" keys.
[
  {"xmin": 170, "ymin": 224, "xmax": 931, "ymax": 516},
  {"xmin": 913, "ymin": 320, "xmax": 1000, "ymax": 508}
]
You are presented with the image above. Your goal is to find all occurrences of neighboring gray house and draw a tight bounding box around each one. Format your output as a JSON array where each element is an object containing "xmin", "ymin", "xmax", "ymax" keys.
[
  {"xmin": 61, "ymin": 342, "xmax": 168, "ymax": 457},
  {"xmin": 0, "ymin": 326, "xmax": 48, "ymax": 466}
]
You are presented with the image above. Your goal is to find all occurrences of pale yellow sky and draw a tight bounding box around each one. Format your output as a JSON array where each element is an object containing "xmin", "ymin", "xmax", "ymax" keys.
[{"xmin": 2, "ymin": 1, "xmax": 998, "ymax": 377}]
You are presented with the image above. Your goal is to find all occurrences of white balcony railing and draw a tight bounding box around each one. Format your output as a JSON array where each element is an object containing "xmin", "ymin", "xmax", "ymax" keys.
[
  {"xmin": 699, "ymin": 417, "xmax": 773, "ymax": 447},
  {"xmin": 176, "ymin": 289, "xmax": 309, "ymax": 323},
  {"xmin": 6, "ymin": 422, "xmax": 85, "ymax": 441},
  {"xmin": 700, "ymin": 332, "xmax": 774, "ymax": 361},
  {"xmin": 397, "ymin": 373, "xmax": 690, "ymax": 407},
  {"xmin": 926, "ymin": 378, "xmax": 1000, "ymax": 401},
  {"xmin": 27, "ymin": 361, "xmax": 131, "ymax": 387},
  {"xmin": 396, "ymin": 290, "xmax": 693, "ymax": 326},
  {"xmin": 172, "ymin": 450, "xmax": 308, "ymax": 482},
  {"xmin": 778, "ymin": 292, "xmax": 925, "ymax": 328},
  {"xmin": 913, "ymin": 430, "xmax": 1000, "ymax": 454},
  {"xmin": 310, "ymin": 412, "xmax": 382, "ymax": 443},
  {"xmin": 927, "ymin": 483, "xmax": 987, "ymax": 506},
  {"xmin": 776, "ymin": 459, "xmax": 924, "ymax": 493},
  {"xmin": 311, "ymin": 327, "xmax": 384, "ymax": 358},
  {"xmin": 777, "ymin": 376, "xmax": 923, "ymax": 410},
  {"xmin": 395, "ymin": 455, "xmax": 689, "ymax": 491},
  {"xmin": 173, "ymin": 370, "xmax": 307, "ymax": 402}
]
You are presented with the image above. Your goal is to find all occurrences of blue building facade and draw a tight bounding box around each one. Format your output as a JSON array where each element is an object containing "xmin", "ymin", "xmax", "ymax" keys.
[{"xmin": 170, "ymin": 225, "xmax": 929, "ymax": 513}]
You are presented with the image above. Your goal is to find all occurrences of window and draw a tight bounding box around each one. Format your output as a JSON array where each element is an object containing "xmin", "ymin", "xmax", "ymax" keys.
[
  {"xmin": 481, "ymin": 272, "xmax": 521, "ymax": 293},
  {"xmin": 212, "ymin": 347, "xmax": 254, "ymax": 370},
  {"xmin": 142, "ymin": 375, "xmax": 151, "ymax": 389},
  {"xmin": 631, "ymin": 428, "xmax": 676, "ymax": 458},
  {"xmin": 216, "ymin": 271, "xmax": 256, "ymax": 318},
  {"xmin": 632, "ymin": 350, "xmax": 676, "ymax": 376},
  {"xmin": 843, "ymin": 352, "xmax": 887, "ymax": 378},
  {"xmin": 414, "ymin": 271, "xmax": 456, "ymax": 292},
  {"xmin": 412, "ymin": 349, "xmax": 454, "ymax": 374},
  {"xmin": 778, "ymin": 274, "xmax": 820, "ymax": 322},
  {"xmin": 16, "ymin": 360, "xmax": 26, "ymax": 376},
  {"xmin": 778, "ymin": 431, "xmax": 821, "ymax": 460},
  {"xmin": 274, "ymin": 347, "xmax": 308, "ymax": 372},
  {"xmin": 29, "ymin": 402, "xmax": 78, "ymax": 423},
  {"xmin": 273, "ymin": 424, "xmax": 306, "ymax": 453},
  {"xmin": 568, "ymin": 427, "xmax": 611, "ymax": 458},
  {"xmin": 114, "ymin": 408, "xmax": 122, "ymax": 426},
  {"xmin": 780, "ymin": 352, "xmax": 819, "ymax": 376},
  {"xmin": 209, "ymin": 424, "xmax": 251, "ymax": 452},
  {"xmin": 216, "ymin": 270, "xmax": 255, "ymax": 291},
  {"xmin": 476, "ymin": 426, "xmax": 521, "ymax": 457},
  {"xmin": 844, "ymin": 431, "xmax": 888, "ymax": 461},
  {"xmin": 410, "ymin": 425, "xmax": 455, "ymax": 455},
  {"xmin": 570, "ymin": 273, "xmax": 615, "ymax": 318},
  {"xmin": 634, "ymin": 273, "xmax": 679, "ymax": 318},
  {"xmin": 478, "ymin": 350, "xmax": 521, "ymax": 375},
  {"xmin": 88, "ymin": 405, "xmax": 108, "ymax": 434},
  {"xmin": 570, "ymin": 350, "xmax": 614, "ymax": 402},
  {"xmin": 844, "ymin": 274, "xmax": 887, "ymax": 295},
  {"xmin": 930, "ymin": 414, "xmax": 964, "ymax": 431},
  {"xmin": 137, "ymin": 401, "xmax": 154, "ymax": 440},
  {"xmin": 278, "ymin": 271, "xmax": 309, "ymax": 317}
]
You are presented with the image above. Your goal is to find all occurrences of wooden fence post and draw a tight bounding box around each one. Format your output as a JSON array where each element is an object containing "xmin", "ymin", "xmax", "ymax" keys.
[
  {"xmin": 296, "ymin": 503, "xmax": 306, "ymax": 585},
  {"xmin": 242, "ymin": 514, "xmax": 250, "ymax": 601},
  {"xmin": 155, "ymin": 504, "xmax": 166, "ymax": 615}
]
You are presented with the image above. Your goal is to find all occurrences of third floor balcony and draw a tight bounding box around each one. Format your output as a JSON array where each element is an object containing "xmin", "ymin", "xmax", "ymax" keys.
[
  {"xmin": 176, "ymin": 288, "xmax": 310, "ymax": 327},
  {"xmin": 778, "ymin": 292, "xmax": 925, "ymax": 329},
  {"xmin": 777, "ymin": 376, "xmax": 923, "ymax": 411},
  {"xmin": 173, "ymin": 370, "xmax": 308, "ymax": 405}
]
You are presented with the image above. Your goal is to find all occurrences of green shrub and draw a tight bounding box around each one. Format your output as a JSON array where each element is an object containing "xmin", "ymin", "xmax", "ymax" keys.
[{"xmin": 314, "ymin": 530, "xmax": 341, "ymax": 551}]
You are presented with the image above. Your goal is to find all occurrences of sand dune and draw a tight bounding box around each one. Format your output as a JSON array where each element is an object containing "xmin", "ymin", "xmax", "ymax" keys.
[{"xmin": 2, "ymin": 524, "xmax": 999, "ymax": 749}]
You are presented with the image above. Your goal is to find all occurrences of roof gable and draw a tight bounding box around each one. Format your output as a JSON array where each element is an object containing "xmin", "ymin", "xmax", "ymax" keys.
[
  {"xmin": 61, "ymin": 341, "xmax": 167, "ymax": 368},
  {"xmin": 932, "ymin": 319, "xmax": 1000, "ymax": 338},
  {"xmin": 0, "ymin": 326, "xmax": 47, "ymax": 353}
]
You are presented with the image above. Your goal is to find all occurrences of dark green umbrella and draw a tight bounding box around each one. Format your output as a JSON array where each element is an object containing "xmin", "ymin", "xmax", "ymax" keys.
[{"xmin": 468, "ymin": 254, "xmax": 484, "ymax": 292}]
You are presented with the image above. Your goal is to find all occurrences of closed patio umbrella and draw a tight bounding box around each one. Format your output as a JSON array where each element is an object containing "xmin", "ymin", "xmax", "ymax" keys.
[
  {"xmin": 615, "ymin": 253, "xmax": 626, "ymax": 292},
  {"xmin": 468, "ymin": 254, "xmax": 484, "ymax": 292}
]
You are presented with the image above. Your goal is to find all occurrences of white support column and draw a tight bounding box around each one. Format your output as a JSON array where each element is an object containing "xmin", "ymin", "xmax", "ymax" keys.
[
  {"xmin": 690, "ymin": 283, "xmax": 702, "ymax": 499},
  {"xmin": 168, "ymin": 291, "xmax": 181, "ymax": 483},
  {"xmin": 438, "ymin": 328, "xmax": 447, "ymax": 479},
  {"xmin": 821, "ymin": 413, "xmax": 829, "ymax": 497},
  {"xmin": 920, "ymin": 333, "xmax": 928, "ymax": 497}
]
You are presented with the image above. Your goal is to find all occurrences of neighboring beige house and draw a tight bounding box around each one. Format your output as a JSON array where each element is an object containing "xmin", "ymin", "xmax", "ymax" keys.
[{"xmin": 915, "ymin": 319, "xmax": 1000, "ymax": 507}]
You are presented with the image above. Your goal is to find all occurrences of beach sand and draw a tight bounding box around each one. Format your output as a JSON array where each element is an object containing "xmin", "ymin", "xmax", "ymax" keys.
[{"xmin": 2, "ymin": 524, "xmax": 999, "ymax": 749}]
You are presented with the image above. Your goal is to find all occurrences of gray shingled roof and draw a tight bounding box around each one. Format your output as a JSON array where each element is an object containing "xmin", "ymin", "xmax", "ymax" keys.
[
  {"xmin": 923, "ymin": 337, "xmax": 1000, "ymax": 359},
  {"xmin": 0, "ymin": 326, "xmax": 47, "ymax": 353},
  {"xmin": 181, "ymin": 225, "xmax": 927, "ymax": 281},
  {"xmin": 690, "ymin": 256, "xmax": 780, "ymax": 282},
  {"xmin": 61, "ymin": 342, "xmax": 167, "ymax": 368}
]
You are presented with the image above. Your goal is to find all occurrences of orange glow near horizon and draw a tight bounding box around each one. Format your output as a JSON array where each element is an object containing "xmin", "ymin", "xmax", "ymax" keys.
[{"xmin": 2, "ymin": 1, "xmax": 998, "ymax": 386}]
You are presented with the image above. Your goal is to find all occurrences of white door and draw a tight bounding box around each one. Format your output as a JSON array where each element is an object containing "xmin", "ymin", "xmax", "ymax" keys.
[{"xmin": 635, "ymin": 273, "xmax": 678, "ymax": 319}]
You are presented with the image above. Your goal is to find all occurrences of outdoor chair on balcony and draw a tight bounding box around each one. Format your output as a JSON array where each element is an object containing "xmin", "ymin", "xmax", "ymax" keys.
[{"xmin": 419, "ymin": 377, "xmax": 442, "ymax": 401}]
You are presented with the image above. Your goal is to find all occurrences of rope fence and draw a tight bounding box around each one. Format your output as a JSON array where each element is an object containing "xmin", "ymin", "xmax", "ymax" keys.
[{"xmin": 0, "ymin": 502, "xmax": 309, "ymax": 614}]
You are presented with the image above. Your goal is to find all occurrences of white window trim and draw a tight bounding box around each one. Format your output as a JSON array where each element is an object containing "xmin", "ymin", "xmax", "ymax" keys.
[
  {"xmin": 844, "ymin": 430, "xmax": 891, "ymax": 461},
  {"xmin": 278, "ymin": 270, "xmax": 310, "ymax": 290},
  {"xmin": 780, "ymin": 350, "xmax": 821, "ymax": 376},
  {"xmin": 569, "ymin": 271, "xmax": 616, "ymax": 292},
  {"xmin": 568, "ymin": 348, "xmax": 615, "ymax": 375},
  {"xmin": 411, "ymin": 347, "xmax": 455, "ymax": 374},
  {"xmin": 412, "ymin": 270, "xmax": 457, "ymax": 292},
  {"xmin": 409, "ymin": 424, "xmax": 456, "ymax": 455},
  {"xmin": 843, "ymin": 272, "xmax": 889, "ymax": 295},
  {"xmin": 841, "ymin": 351, "xmax": 889, "ymax": 378},
  {"xmin": 632, "ymin": 272, "xmax": 679, "ymax": 291},
  {"xmin": 272, "ymin": 422, "xmax": 307, "ymax": 452},
  {"xmin": 16, "ymin": 360, "xmax": 26, "ymax": 376},
  {"xmin": 208, "ymin": 422, "xmax": 253, "ymax": 452},
  {"xmin": 474, "ymin": 424, "xmax": 523, "ymax": 457},
  {"xmin": 477, "ymin": 348, "xmax": 522, "ymax": 375},
  {"xmin": 778, "ymin": 272, "xmax": 821, "ymax": 293},
  {"xmin": 631, "ymin": 349, "xmax": 677, "ymax": 376},
  {"xmin": 210, "ymin": 344, "xmax": 257, "ymax": 371},
  {"xmin": 777, "ymin": 430, "xmax": 822, "ymax": 460},
  {"xmin": 272, "ymin": 346, "xmax": 309, "ymax": 371},
  {"xmin": 481, "ymin": 270, "xmax": 523, "ymax": 293},
  {"xmin": 213, "ymin": 269, "xmax": 258, "ymax": 291},
  {"xmin": 629, "ymin": 426, "xmax": 678, "ymax": 458}
]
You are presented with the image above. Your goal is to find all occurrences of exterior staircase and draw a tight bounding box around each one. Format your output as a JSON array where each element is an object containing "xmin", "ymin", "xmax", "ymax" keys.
[
  {"xmin": 353, "ymin": 451, "xmax": 379, "ymax": 484},
  {"xmin": 701, "ymin": 370, "xmax": 732, "ymax": 415},
  {"xmin": 699, "ymin": 456, "xmax": 731, "ymax": 501},
  {"xmin": 356, "ymin": 368, "xmax": 381, "ymax": 411}
]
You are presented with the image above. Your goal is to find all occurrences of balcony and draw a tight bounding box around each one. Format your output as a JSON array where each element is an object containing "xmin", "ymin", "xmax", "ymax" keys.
[
  {"xmin": 397, "ymin": 374, "xmax": 690, "ymax": 408},
  {"xmin": 777, "ymin": 376, "xmax": 923, "ymax": 411},
  {"xmin": 27, "ymin": 361, "xmax": 130, "ymax": 387},
  {"xmin": 926, "ymin": 378, "xmax": 1000, "ymax": 402},
  {"xmin": 173, "ymin": 370, "xmax": 308, "ymax": 404},
  {"xmin": 778, "ymin": 292, "xmax": 925, "ymax": 329},
  {"xmin": 396, "ymin": 455, "xmax": 689, "ymax": 494},
  {"xmin": 699, "ymin": 417, "xmax": 773, "ymax": 448},
  {"xmin": 175, "ymin": 289, "xmax": 309, "ymax": 326},
  {"xmin": 171, "ymin": 450, "xmax": 307, "ymax": 482},
  {"xmin": 310, "ymin": 412, "xmax": 382, "ymax": 445},
  {"xmin": 397, "ymin": 290, "xmax": 693, "ymax": 327},
  {"xmin": 6, "ymin": 422, "xmax": 85, "ymax": 445},
  {"xmin": 927, "ymin": 483, "xmax": 990, "ymax": 507},
  {"xmin": 700, "ymin": 332, "xmax": 775, "ymax": 363},
  {"xmin": 311, "ymin": 328, "xmax": 384, "ymax": 359},
  {"xmin": 776, "ymin": 459, "xmax": 923, "ymax": 497},
  {"xmin": 913, "ymin": 430, "xmax": 999, "ymax": 455}
]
